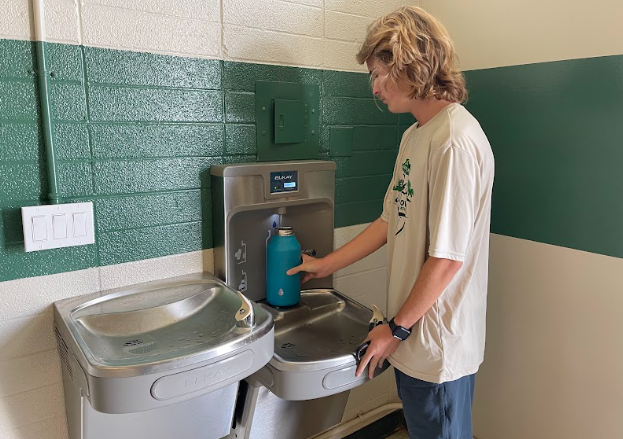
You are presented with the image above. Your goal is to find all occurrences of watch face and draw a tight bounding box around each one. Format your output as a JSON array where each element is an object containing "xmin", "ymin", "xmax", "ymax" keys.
[
  {"xmin": 389, "ymin": 318, "xmax": 411, "ymax": 340},
  {"xmin": 393, "ymin": 326, "xmax": 410, "ymax": 340}
]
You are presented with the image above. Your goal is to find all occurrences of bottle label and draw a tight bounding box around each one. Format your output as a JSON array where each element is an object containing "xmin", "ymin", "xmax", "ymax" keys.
[{"xmin": 278, "ymin": 288, "xmax": 284, "ymax": 296}]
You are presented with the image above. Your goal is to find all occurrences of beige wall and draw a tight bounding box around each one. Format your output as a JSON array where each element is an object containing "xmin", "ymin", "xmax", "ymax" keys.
[
  {"xmin": 476, "ymin": 235, "xmax": 623, "ymax": 439},
  {"xmin": 420, "ymin": 0, "xmax": 623, "ymax": 71}
]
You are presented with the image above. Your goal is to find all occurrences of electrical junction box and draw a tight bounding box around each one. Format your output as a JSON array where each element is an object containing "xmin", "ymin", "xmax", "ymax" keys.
[
  {"xmin": 256, "ymin": 81, "xmax": 320, "ymax": 161},
  {"xmin": 21, "ymin": 202, "xmax": 95, "ymax": 252}
]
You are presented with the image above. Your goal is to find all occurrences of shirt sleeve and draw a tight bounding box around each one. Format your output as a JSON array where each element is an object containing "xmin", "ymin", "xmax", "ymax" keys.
[{"xmin": 428, "ymin": 145, "xmax": 480, "ymax": 261}]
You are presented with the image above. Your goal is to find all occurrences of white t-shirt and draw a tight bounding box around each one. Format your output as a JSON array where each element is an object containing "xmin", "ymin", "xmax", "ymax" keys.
[{"xmin": 382, "ymin": 103, "xmax": 494, "ymax": 383}]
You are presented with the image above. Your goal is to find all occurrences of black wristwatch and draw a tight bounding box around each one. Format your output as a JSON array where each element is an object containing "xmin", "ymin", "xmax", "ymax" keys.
[{"xmin": 389, "ymin": 318, "xmax": 411, "ymax": 341}]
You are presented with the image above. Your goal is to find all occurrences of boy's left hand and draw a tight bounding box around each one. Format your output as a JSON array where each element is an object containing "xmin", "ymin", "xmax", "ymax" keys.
[{"xmin": 355, "ymin": 324, "xmax": 400, "ymax": 379}]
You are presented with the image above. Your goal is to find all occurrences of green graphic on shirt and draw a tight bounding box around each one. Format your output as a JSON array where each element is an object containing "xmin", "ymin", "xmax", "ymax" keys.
[
  {"xmin": 402, "ymin": 158, "xmax": 411, "ymax": 176},
  {"xmin": 392, "ymin": 159, "xmax": 413, "ymax": 236}
]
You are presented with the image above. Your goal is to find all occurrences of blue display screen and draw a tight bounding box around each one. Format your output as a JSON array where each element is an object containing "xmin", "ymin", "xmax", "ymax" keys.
[{"xmin": 270, "ymin": 171, "xmax": 298, "ymax": 193}]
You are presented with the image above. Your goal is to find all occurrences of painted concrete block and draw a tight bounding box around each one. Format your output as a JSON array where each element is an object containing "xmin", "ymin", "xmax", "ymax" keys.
[
  {"xmin": 323, "ymin": 39, "xmax": 367, "ymax": 72},
  {"xmin": 223, "ymin": 25, "xmax": 323, "ymax": 67},
  {"xmin": 0, "ymin": 350, "xmax": 61, "ymax": 398},
  {"xmin": 44, "ymin": 0, "xmax": 80, "ymax": 44},
  {"xmin": 0, "ymin": 312, "xmax": 55, "ymax": 361},
  {"xmin": 98, "ymin": 249, "xmax": 210, "ymax": 290},
  {"xmin": 0, "ymin": 383, "xmax": 65, "ymax": 433},
  {"xmin": 325, "ymin": 10, "xmax": 371, "ymax": 43},
  {"xmin": 225, "ymin": 0, "xmax": 322, "ymax": 38},
  {"xmin": 0, "ymin": 268, "xmax": 99, "ymax": 319},
  {"xmin": 81, "ymin": 4, "xmax": 220, "ymax": 58},
  {"xmin": 325, "ymin": 0, "xmax": 413, "ymax": 17},
  {"xmin": 84, "ymin": 0, "xmax": 217, "ymax": 21},
  {"xmin": 1, "ymin": 415, "xmax": 68, "ymax": 439}
]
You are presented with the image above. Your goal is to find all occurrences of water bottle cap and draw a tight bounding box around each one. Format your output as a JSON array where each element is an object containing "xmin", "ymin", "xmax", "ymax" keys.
[{"xmin": 275, "ymin": 226, "xmax": 294, "ymax": 236}]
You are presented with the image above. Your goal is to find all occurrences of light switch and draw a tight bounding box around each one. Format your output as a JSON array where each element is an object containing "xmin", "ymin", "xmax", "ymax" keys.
[
  {"xmin": 73, "ymin": 212, "xmax": 87, "ymax": 237},
  {"xmin": 53, "ymin": 214, "xmax": 68, "ymax": 239},
  {"xmin": 32, "ymin": 216, "xmax": 48, "ymax": 242},
  {"xmin": 22, "ymin": 202, "xmax": 95, "ymax": 252}
]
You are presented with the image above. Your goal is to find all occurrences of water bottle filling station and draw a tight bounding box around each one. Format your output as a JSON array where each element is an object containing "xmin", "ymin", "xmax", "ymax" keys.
[{"xmin": 211, "ymin": 161, "xmax": 389, "ymax": 439}]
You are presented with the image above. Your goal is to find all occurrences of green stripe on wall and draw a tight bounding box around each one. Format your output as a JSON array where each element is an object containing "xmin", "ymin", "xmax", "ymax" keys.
[
  {"xmin": 465, "ymin": 54, "xmax": 623, "ymax": 259},
  {"xmin": 4, "ymin": 39, "xmax": 621, "ymax": 282},
  {"xmin": 0, "ymin": 39, "xmax": 403, "ymax": 283}
]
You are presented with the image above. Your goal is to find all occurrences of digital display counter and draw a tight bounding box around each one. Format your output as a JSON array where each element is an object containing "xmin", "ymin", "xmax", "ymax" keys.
[{"xmin": 270, "ymin": 171, "xmax": 298, "ymax": 194}]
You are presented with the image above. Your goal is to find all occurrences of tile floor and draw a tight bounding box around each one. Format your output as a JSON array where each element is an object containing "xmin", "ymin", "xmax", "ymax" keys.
[
  {"xmin": 385, "ymin": 429, "xmax": 476, "ymax": 439},
  {"xmin": 385, "ymin": 426, "xmax": 409, "ymax": 439}
]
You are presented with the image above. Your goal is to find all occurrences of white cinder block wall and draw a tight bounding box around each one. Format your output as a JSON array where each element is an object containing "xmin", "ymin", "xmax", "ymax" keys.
[{"xmin": 0, "ymin": 1, "xmax": 415, "ymax": 438}]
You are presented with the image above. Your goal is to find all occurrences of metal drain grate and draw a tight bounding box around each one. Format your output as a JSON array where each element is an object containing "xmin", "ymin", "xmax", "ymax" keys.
[
  {"xmin": 123, "ymin": 339, "xmax": 144, "ymax": 347},
  {"xmin": 127, "ymin": 343, "xmax": 158, "ymax": 355},
  {"xmin": 122, "ymin": 339, "xmax": 157, "ymax": 355}
]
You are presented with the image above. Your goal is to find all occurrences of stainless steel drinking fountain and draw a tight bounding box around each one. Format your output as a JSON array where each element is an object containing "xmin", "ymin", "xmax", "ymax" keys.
[
  {"xmin": 53, "ymin": 273, "xmax": 274, "ymax": 439},
  {"xmin": 211, "ymin": 161, "xmax": 388, "ymax": 439}
]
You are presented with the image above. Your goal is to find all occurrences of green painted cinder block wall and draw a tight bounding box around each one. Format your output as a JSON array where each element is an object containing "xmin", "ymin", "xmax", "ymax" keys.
[
  {"xmin": 2, "ymin": 38, "xmax": 622, "ymax": 283},
  {"xmin": 0, "ymin": 39, "xmax": 410, "ymax": 282}
]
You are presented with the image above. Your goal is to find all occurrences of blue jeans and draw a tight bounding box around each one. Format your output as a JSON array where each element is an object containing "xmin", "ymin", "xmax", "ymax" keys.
[{"xmin": 394, "ymin": 369, "xmax": 475, "ymax": 439}]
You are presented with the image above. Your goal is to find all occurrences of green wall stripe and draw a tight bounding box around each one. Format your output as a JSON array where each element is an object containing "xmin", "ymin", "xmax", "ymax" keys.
[
  {"xmin": 333, "ymin": 151, "xmax": 397, "ymax": 177},
  {"xmin": 225, "ymin": 124, "xmax": 256, "ymax": 155},
  {"xmin": 0, "ymin": 124, "xmax": 41, "ymax": 161},
  {"xmin": 92, "ymin": 157, "xmax": 220, "ymax": 195},
  {"xmin": 0, "ymin": 39, "xmax": 35, "ymax": 79},
  {"xmin": 57, "ymin": 162, "xmax": 93, "ymax": 197},
  {"xmin": 55, "ymin": 124, "xmax": 90, "ymax": 160},
  {"xmin": 323, "ymin": 70, "xmax": 372, "ymax": 98},
  {"xmin": 84, "ymin": 47, "xmax": 221, "ymax": 89},
  {"xmin": 465, "ymin": 54, "xmax": 623, "ymax": 259},
  {"xmin": 335, "ymin": 174, "xmax": 391, "ymax": 204},
  {"xmin": 0, "ymin": 81, "xmax": 39, "ymax": 121},
  {"xmin": 223, "ymin": 61, "xmax": 323, "ymax": 91},
  {"xmin": 353, "ymin": 126, "xmax": 404, "ymax": 150},
  {"xmin": 90, "ymin": 124, "xmax": 224, "ymax": 158},
  {"xmin": 335, "ymin": 200, "xmax": 383, "ymax": 229},
  {"xmin": 49, "ymin": 83, "xmax": 87, "ymax": 121},
  {"xmin": 88, "ymin": 86, "xmax": 224, "ymax": 122},
  {"xmin": 96, "ymin": 191, "xmax": 204, "ymax": 232},
  {"xmin": 45, "ymin": 43, "xmax": 84, "ymax": 82},
  {"xmin": 0, "ymin": 241, "xmax": 98, "ymax": 280},
  {"xmin": 0, "ymin": 164, "xmax": 43, "ymax": 200},
  {"xmin": 0, "ymin": 39, "xmax": 404, "ymax": 282},
  {"xmin": 225, "ymin": 91, "xmax": 256, "ymax": 123},
  {"xmin": 324, "ymin": 97, "xmax": 398, "ymax": 125}
]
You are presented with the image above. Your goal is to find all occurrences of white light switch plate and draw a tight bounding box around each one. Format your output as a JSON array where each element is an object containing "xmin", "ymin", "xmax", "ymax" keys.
[{"xmin": 21, "ymin": 202, "xmax": 95, "ymax": 252}]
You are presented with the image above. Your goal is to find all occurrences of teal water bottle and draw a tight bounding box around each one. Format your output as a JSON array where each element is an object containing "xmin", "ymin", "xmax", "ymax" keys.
[{"xmin": 266, "ymin": 227, "xmax": 301, "ymax": 307}]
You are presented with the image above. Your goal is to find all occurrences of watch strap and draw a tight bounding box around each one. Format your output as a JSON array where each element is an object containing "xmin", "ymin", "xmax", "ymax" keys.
[{"xmin": 389, "ymin": 318, "xmax": 411, "ymax": 341}]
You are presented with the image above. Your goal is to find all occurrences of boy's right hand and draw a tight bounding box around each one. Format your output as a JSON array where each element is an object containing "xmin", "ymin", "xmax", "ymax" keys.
[{"xmin": 286, "ymin": 254, "xmax": 331, "ymax": 284}]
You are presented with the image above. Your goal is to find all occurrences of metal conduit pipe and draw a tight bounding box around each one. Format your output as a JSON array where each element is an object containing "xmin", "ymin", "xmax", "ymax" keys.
[{"xmin": 33, "ymin": 0, "xmax": 61, "ymax": 204}]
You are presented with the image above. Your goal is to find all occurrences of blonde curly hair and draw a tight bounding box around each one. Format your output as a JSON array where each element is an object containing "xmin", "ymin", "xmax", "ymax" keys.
[{"xmin": 356, "ymin": 6, "xmax": 467, "ymax": 103}]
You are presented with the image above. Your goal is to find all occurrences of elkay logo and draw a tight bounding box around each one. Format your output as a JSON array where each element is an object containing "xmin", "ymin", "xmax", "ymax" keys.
[{"xmin": 274, "ymin": 175, "xmax": 293, "ymax": 181}]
